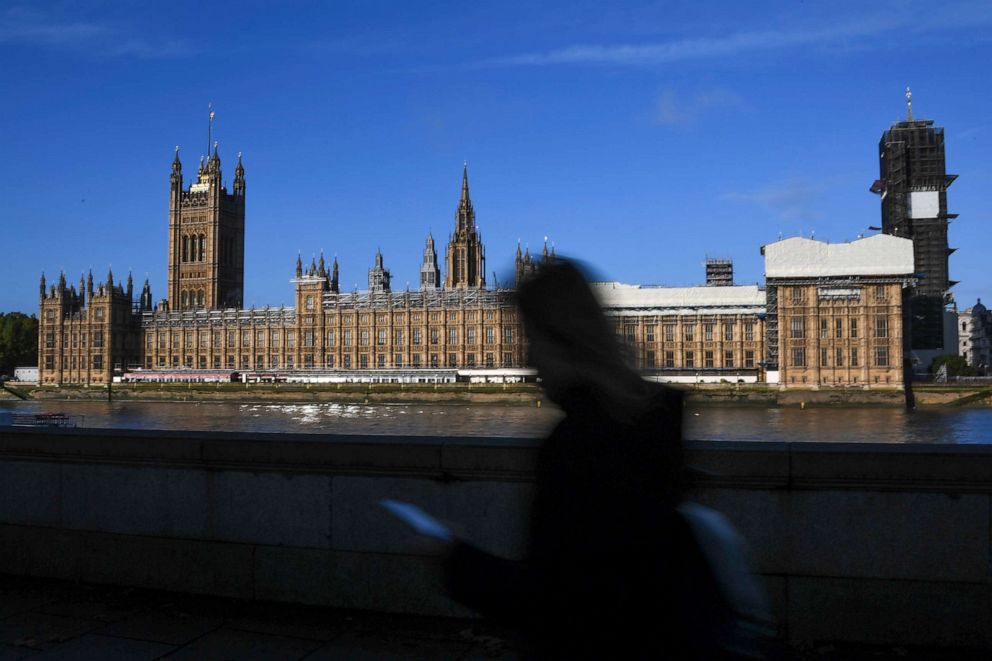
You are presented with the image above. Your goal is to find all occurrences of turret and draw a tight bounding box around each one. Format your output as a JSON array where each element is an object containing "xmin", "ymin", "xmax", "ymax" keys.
[
  {"xmin": 140, "ymin": 278, "xmax": 153, "ymax": 311},
  {"xmin": 233, "ymin": 151, "xmax": 245, "ymax": 196},
  {"xmin": 58, "ymin": 271, "xmax": 66, "ymax": 290},
  {"xmin": 86, "ymin": 269, "xmax": 94, "ymax": 296},
  {"xmin": 295, "ymin": 253, "xmax": 303, "ymax": 279},
  {"xmin": 331, "ymin": 256, "xmax": 340, "ymax": 293},
  {"xmin": 126, "ymin": 272, "xmax": 133, "ymax": 300},
  {"xmin": 78, "ymin": 274, "xmax": 86, "ymax": 306},
  {"xmin": 39, "ymin": 272, "xmax": 46, "ymax": 299},
  {"xmin": 318, "ymin": 251, "xmax": 326, "ymax": 278},
  {"xmin": 106, "ymin": 268, "xmax": 114, "ymax": 289}
]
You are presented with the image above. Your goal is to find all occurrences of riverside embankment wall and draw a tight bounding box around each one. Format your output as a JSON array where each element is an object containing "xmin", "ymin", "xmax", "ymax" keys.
[
  {"xmin": 1, "ymin": 427, "xmax": 990, "ymax": 650},
  {"xmin": 23, "ymin": 381, "xmax": 992, "ymax": 407}
]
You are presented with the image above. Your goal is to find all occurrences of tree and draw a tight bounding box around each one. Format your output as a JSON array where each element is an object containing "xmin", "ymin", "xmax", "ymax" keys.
[
  {"xmin": 930, "ymin": 353, "xmax": 975, "ymax": 378},
  {"xmin": 0, "ymin": 312, "xmax": 39, "ymax": 377}
]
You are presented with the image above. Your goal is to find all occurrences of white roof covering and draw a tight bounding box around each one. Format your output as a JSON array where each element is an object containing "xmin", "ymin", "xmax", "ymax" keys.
[
  {"xmin": 763, "ymin": 235, "xmax": 914, "ymax": 279},
  {"xmin": 591, "ymin": 283, "xmax": 765, "ymax": 315}
]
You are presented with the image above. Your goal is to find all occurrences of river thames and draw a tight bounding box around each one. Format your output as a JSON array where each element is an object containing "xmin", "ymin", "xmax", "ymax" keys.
[{"xmin": 2, "ymin": 400, "xmax": 991, "ymax": 443}]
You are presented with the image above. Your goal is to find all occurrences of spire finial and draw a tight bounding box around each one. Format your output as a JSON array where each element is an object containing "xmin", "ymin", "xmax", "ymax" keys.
[
  {"xmin": 906, "ymin": 86, "xmax": 913, "ymax": 121},
  {"xmin": 207, "ymin": 102, "xmax": 215, "ymax": 157}
]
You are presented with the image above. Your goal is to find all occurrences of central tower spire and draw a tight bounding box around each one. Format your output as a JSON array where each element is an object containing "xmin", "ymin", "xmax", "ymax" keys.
[{"xmin": 444, "ymin": 162, "xmax": 485, "ymax": 289}]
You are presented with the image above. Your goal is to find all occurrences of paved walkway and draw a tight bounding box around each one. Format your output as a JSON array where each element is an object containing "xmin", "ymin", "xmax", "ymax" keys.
[{"xmin": 0, "ymin": 574, "xmax": 987, "ymax": 659}]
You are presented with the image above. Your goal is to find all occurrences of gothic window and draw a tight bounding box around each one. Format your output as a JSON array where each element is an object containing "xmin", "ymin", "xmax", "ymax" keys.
[
  {"xmin": 287, "ymin": 331, "xmax": 295, "ymax": 348},
  {"xmin": 45, "ymin": 332, "xmax": 54, "ymax": 348},
  {"xmin": 197, "ymin": 290, "xmax": 204, "ymax": 308},
  {"xmin": 836, "ymin": 347, "xmax": 844, "ymax": 367},
  {"xmin": 378, "ymin": 330, "xmax": 387, "ymax": 345},
  {"xmin": 305, "ymin": 295, "xmax": 314, "ymax": 310},
  {"xmin": 874, "ymin": 317, "xmax": 888, "ymax": 338},
  {"xmin": 684, "ymin": 325, "xmax": 695, "ymax": 342},
  {"xmin": 503, "ymin": 327, "xmax": 515, "ymax": 344},
  {"xmin": 181, "ymin": 291, "xmax": 189, "ymax": 309},
  {"xmin": 874, "ymin": 346, "xmax": 889, "ymax": 367},
  {"xmin": 304, "ymin": 331, "xmax": 314, "ymax": 347},
  {"xmin": 182, "ymin": 236, "xmax": 188, "ymax": 262},
  {"xmin": 704, "ymin": 351, "xmax": 714, "ymax": 368},
  {"xmin": 665, "ymin": 351, "xmax": 675, "ymax": 368},
  {"xmin": 448, "ymin": 329, "xmax": 458, "ymax": 344},
  {"xmin": 791, "ymin": 348, "xmax": 806, "ymax": 367},
  {"xmin": 199, "ymin": 234, "xmax": 206, "ymax": 261},
  {"xmin": 820, "ymin": 319, "xmax": 829, "ymax": 339},
  {"xmin": 485, "ymin": 327, "xmax": 495, "ymax": 344},
  {"xmin": 851, "ymin": 319, "xmax": 859, "ymax": 339},
  {"xmin": 646, "ymin": 325, "xmax": 656, "ymax": 343},
  {"xmin": 394, "ymin": 330, "xmax": 404, "ymax": 346},
  {"xmin": 791, "ymin": 287, "xmax": 803, "ymax": 304},
  {"xmin": 790, "ymin": 318, "xmax": 804, "ymax": 339},
  {"xmin": 723, "ymin": 325, "xmax": 733, "ymax": 341},
  {"xmin": 327, "ymin": 331, "xmax": 336, "ymax": 347},
  {"xmin": 820, "ymin": 347, "xmax": 828, "ymax": 367},
  {"xmin": 704, "ymin": 324, "xmax": 714, "ymax": 341},
  {"xmin": 502, "ymin": 353, "xmax": 513, "ymax": 368},
  {"xmin": 467, "ymin": 328, "xmax": 476, "ymax": 345},
  {"xmin": 485, "ymin": 353, "xmax": 494, "ymax": 368},
  {"xmin": 724, "ymin": 351, "xmax": 734, "ymax": 368},
  {"xmin": 664, "ymin": 325, "xmax": 675, "ymax": 342},
  {"xmin": 430, "ymin": 329, "xmax": 439, "ymax": 345},
  {"xmin": 359, "ymin": 330, "xmax": 369, "ymax": 346},
  {"xmin": 343, "ymin": 330, "xmax": 352, "ymax": 347},
  {"xmin": 685, "ymin": 351, "xmax": 695, "ymax": 368},
  {"xmin": 874, "ymin": 285, "xmax": 886, "ymax": 302},
  {"xmin": 412, "ymin": 329, "xmax": 421, "ymax": 345},
  {"xmin": 836, "ymin": 319, "xmax": 843, "ymax": 338},
  {"xmin": 744, "ymin": 350, "xmax": 754, "ymax": 368},
  {"xmin": 851, "ymin": 348, "xmax": 859, "ymax": 366}
]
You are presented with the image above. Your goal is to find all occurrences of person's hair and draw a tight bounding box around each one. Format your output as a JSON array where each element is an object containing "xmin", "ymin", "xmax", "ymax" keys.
[{"xmin": 517, "ymin": 259, "xmax": 676, "ymax": 424}]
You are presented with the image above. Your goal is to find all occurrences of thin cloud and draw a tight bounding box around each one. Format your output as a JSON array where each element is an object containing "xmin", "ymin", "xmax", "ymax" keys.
[
  {"xmin": 722, "ymin": 181, "xmax": 824, "ymax": 223},
  {"xmin": 656, "ymin": 88, "xmax": 741, "ymax": 125},
  {"xmin": 481, "ymin": 4, "xmax": 992, "ymax": 68},
  {"xmin": 0, "ymin": 7, "xmax": 195, "ymax": 58}
]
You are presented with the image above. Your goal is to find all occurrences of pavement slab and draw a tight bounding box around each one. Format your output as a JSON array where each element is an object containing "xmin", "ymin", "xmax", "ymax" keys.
[
  {"xmin": 0, "ymin": 611, "xmax": 103, "ymax": 653},
  {"xmin": 29, "ymin": 634, "xmax": 174, "ymax": 660},
  {"xmin": 94, "ymin": 610, "xmax": 223, "ymax": 646},
  {"xmin": 162, "ymin": 628, "xmax": 322, "ymax": 660}
]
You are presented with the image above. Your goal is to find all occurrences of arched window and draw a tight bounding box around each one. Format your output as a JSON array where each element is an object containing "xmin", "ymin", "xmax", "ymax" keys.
[
  {"xmin": 182, "ymin": 236, "xmax": 188, "ymax": 262},
  {"xmin": 181, "ymin": 291, "xmax": 188, "ymax": 309},
  {"xmin": 199, "ymin": 234, "xmax": 206, "ymax": 262},
  {"xmin": 197, "ymin": 290, "xmax": 205, "ymax": 307}
]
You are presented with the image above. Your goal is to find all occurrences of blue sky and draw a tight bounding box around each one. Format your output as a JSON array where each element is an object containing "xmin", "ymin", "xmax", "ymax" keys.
[{"xmin": 1, "ymin": 0, "xmax": 990, "ymax": 313}]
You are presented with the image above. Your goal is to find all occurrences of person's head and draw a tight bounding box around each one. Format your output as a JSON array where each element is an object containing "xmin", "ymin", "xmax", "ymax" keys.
[{"xmin": 516, "ymin": 259, "xmax": 642, "ymax": 411}]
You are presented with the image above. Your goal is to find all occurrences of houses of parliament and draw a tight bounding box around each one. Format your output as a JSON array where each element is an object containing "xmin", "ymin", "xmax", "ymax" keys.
[
  {"xmin": 39, "ymin": 103, "xmax": 929, "ymax": 390},
  {"xmin": 37, "ymin": 137, "xmax": 553, "ymax": 385}
]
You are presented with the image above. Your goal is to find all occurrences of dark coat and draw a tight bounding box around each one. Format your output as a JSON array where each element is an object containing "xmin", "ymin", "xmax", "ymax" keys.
[{"xmin": 444, "ymin": 384, "xmax": 734, "ymax": 659}]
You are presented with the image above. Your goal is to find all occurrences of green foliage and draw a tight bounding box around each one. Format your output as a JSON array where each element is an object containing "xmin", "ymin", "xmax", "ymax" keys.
[
  {"xmin": 930, "ymin": 353, "xmax": 975, "ymax": 377},
  {"xmin": 0, "ymin": 312, "xmax": 38, "ymax": 377}
]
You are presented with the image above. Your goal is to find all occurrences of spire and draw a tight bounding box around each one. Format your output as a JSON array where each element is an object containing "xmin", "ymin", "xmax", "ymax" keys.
[
  {"xmin": 79, "ymin": 274, "xmax": 86, "ymax": 305},
  {"xmin": 905, "ymin": 86, "xmax": 913, "ymax": 121},
  {"xmin": 171, "ymin": 145, "xmax": 182, "ymax": 179},
  {"xmin": 39, "ymin": 272, "xmax": 46, "ymax": 298},
  {"xmin": 234, "ymin": 151, "xmax": 245, "ymax": 195},
  {"xmin": 295, "ymin": 253, "xmax": 303, "ymax": 278},
  {"xmin": 87, "ymin": 269, "xmax": 94, "ymax": 296},
  {"xmin": 318, "ymin": 251, "xmax": 326, "ymax": 277},
  {"xmin": 461, "ymin": 160, "xmax": 470, "ymax": 204},
  {"xmin": 126, "ymin": 271, "xmax": 133, "ymax": 299},
  {"xmin": 58, "ymin": 271, "xmax": 66, "ymax": 289},
  {"xmin": 107, "ymin": 267, "xmax": 114, "ymax": 288},
  {"xmin": 331, "ymin": 255, "xmax": 340, "ymax": 293}
]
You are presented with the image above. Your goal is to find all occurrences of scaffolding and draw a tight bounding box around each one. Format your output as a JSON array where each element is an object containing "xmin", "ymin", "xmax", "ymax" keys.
[{"xmin": 705, "ymin": 258, "xmax": 733, "ymax": 287}]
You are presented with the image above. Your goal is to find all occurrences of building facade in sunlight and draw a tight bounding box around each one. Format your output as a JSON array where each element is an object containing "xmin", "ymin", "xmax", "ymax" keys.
[{"xmin": 37, "ymin": 143, "xmax": 914, "ymax": 390}]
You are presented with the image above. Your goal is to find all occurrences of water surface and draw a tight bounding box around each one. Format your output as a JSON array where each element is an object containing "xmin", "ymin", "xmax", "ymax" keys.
[{"xmin": 3, "ymin": 400, "xmax": 991, "ymax": 444}]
